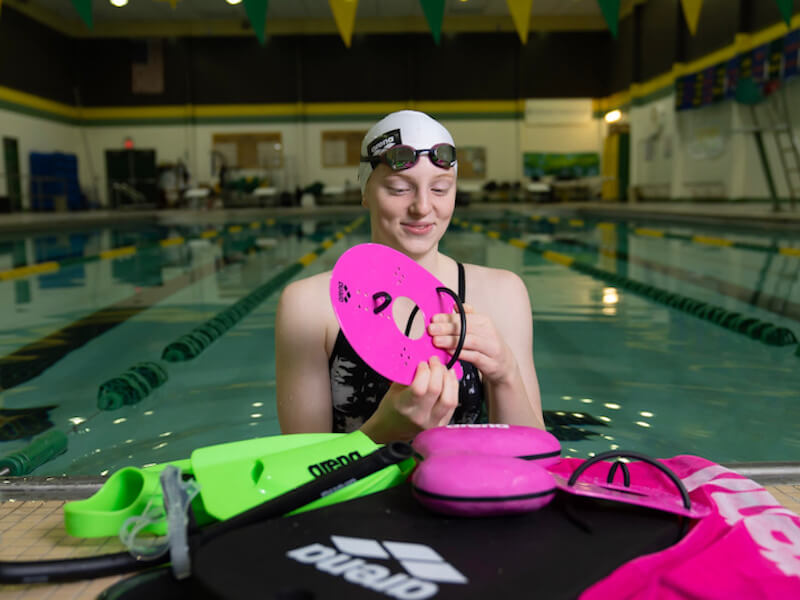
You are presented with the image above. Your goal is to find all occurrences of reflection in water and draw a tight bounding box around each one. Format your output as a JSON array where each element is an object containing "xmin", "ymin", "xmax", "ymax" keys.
[{"xmin": 0, "ymin": 406, "xmax": 57, "ymax": 441}]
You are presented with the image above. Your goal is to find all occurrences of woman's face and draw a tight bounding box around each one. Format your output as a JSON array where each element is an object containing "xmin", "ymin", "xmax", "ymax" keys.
[{"xmin": 362, "ymin": 155, "xmax": 457, "ymax": 260}]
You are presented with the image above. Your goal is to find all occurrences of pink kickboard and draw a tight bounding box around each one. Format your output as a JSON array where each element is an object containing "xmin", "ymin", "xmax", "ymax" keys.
[
  {"xmin": 412, "ymin": 453, "xmax": 556, "ymax": 517},
  {"xmin": 413, "ymin": 424, "xmax": 561, "ymax": 466},
  {"xmin": 330, "ymin": 243, "xmax": 463, "ymax": 385}
]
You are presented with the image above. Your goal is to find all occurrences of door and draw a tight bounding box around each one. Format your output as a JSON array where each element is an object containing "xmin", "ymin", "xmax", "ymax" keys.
[{"xmin": 3, "ymin": 137, "xmax": 22, "ymax": 212}]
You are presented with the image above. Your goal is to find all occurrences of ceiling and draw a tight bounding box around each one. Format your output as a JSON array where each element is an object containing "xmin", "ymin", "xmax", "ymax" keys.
[{"xmin": 20, "ymin": 0, "xmax": 607, "ymax": 25}]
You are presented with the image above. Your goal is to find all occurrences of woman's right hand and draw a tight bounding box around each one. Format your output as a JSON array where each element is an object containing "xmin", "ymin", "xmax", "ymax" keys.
[{"xmin": 360, "ymin": 355, "xmax": 459, "ymax": 443}]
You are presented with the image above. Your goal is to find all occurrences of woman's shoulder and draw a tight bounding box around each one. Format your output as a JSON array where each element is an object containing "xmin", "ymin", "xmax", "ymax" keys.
[
  {"xmin": 281, "ymin": 269, "xmax": 332, "ymax": 296},
  {"xmin": 278, "ymin": 270, "xmax": 335, "ymax": 320},
  {"xmin": 462, "ymin": 262, "xmax": 525, "ymax": 289},
  {"xmin": 461, "ymin": 263, "xmax": 530, "ymax": 310}
]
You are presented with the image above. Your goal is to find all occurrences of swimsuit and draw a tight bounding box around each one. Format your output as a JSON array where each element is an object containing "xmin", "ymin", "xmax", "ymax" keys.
[{"xmin": 329, "ymin": 262, "xmax": 485, "ymax": 433}]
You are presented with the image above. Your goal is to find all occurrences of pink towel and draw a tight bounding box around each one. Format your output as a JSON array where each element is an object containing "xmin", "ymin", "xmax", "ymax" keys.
[{"xmin": 549, "ymin": 455, "xmax": 800, "ymax": 599}]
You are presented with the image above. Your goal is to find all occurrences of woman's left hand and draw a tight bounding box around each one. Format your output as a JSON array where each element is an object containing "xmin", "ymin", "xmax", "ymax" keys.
[{"xmin": 428, "ymin": 303, "xmax": 517, "ymax": 385}]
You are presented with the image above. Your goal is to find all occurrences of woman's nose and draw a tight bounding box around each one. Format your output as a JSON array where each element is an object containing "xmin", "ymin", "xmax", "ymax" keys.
[{"xmin": 410, "ymin": 189, "xmax": 432, "ymax": 214}]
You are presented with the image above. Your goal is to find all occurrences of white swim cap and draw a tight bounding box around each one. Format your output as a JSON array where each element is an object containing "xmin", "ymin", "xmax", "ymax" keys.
[{"xmin": 357, "ymin": 110, "xmax": 457, "ymax": 195}]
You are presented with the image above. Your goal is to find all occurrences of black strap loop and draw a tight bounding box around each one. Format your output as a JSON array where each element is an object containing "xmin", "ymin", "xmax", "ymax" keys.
[
  {"xmin": 435, "ymin": 286, "xmax": 467, "ymax": 370},
  {"xmin": 607, "ymin": 460, "xmax": 631, "ymax": 487},
  {"xmin": 372, "ymin": 292, "xmax": 392, "ymax": 314},
  {"xmin": 404, "ymin": 305, "xmax": 420, "ymax": 337},
  {"xmin": 567, "ymin": 450, "xmax": 692, "ymax": 511}
]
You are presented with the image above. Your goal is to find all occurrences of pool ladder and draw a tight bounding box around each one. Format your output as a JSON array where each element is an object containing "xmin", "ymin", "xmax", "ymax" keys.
[{"xmin": 751, "ymin": 84, "xmax": 800, "ymax": 212}]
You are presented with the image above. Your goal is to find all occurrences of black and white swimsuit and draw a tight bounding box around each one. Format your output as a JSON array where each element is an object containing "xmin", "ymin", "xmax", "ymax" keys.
[{"xmin": 329, "ymin": 262, "xmax": 485, "ymax": 433}]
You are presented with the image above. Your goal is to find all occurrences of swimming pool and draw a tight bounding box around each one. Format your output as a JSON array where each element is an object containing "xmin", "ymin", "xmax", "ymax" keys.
[{"xmin": 0, "ymin": 208, "xmax": 798, "ymax": 476}]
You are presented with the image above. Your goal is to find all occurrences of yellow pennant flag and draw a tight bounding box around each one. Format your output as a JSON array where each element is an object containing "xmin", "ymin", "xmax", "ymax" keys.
[
  {"xmin": 506, "ymin": 0, "xmax": 533, "ymax": 44},
  {"xmin": 680, "ymin": 0, "xmax": 703, "ymax": 35},
  {"xmin": 329, "ymin": 0, "xmax": 359, "ymax": 48}
]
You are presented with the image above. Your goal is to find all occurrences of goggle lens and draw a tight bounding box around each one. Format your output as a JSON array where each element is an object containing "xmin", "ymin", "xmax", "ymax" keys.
[
  {"xmin": 362, "ymin": 144, "xmax": 457, "ymax": 171},
  {"xmin": 429, "ymin": 143, "xmax": 456, "ymax": 168},
  {"xmin": 386, "ymin": 146, "xmax": 418, "ymax": 170}
]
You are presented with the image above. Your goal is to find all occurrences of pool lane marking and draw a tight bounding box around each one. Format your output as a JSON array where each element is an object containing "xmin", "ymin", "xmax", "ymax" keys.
[
  {"xmin": 451, "ymin": 217, "xmax": 798, "ymax": 348},
  {"xmin": 103, "ymin": 216, "xmax": 366, "ymax": 411},
  {"xmin": 515, "ymin": 217, "xmax": 800, "ymax": 323},
  {"xmin": 0, "ymin": 261, "xmax": 60, "ymax": 280},
  {"xmin": 692, "ymin": 235, "xmax": 734, "ymax": 247},
  {"xmin": 0, "ymin": 259, "xmax": 220, "ymax": 392},
  {"xmin": 0, "ymin": 219, "xmax": 281, "ymax": 282},
  {"xmin": 634, "ymin": 228, "xmax": 665, "ymax": 238},
  {"xmin": 518, "ymin": 212, "xmax": 799, "ymax": 257},
  {"xmin": 0, "ymin": 217, "xmax": 362, "ymax": 392},
  {"xmin": 541, "ymin": 250, "xmax": 575, "ymax": 267},
  {"xmin": 99, "ymin": 246, "xmax": 137, "ymax": 260},
  {"xmin": 161, "ymin": 216, "xmax": 364, "ymax": 362}
]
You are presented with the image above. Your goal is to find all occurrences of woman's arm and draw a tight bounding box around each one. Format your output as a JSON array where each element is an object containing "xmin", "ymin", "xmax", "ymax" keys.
[
  {"xmin": 429, "ymin": 268, "xmax": 544, "ymax": 429},
  {"xmin": 275, "ymin": 276, "xmax": 335, "ymax": 433},
  {"xmin": 276, "ymin": 273, "xmax": 460, "ymax": 441},
  {"xmin": 482, "ymin": 270, "xmax": 543, "ymax": 428}
]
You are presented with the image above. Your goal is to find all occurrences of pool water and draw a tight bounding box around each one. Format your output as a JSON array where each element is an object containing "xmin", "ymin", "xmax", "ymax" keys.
[{"xmin": 0, "ymin": 210, "xmax": 798, "ymax": 476}]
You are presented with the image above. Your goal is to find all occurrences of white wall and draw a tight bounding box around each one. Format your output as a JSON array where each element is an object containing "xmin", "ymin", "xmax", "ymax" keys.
[
  {"xmin": 631, "ymin": 77, "xmax": 800, "ymax": 201},
  {"xmin": 1, "ymin": 100, "xmax": 605, "ymax": 207}
]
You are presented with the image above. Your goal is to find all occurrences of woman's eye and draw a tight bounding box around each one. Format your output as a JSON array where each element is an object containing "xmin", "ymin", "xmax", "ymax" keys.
[{"xmin": 388, "ymin": 187, "xmax": 410, "ymax": 195}]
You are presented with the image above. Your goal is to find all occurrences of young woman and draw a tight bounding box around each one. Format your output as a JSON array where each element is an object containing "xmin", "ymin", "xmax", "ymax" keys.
[{"xmin": 276, "ymin": 110, "xmax": 543, "ymax": 443}]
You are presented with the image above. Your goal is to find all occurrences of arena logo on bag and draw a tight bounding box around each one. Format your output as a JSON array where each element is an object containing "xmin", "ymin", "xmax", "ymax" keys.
[{"xmin": 287, "ymin": 535, "xmax": 467, "ymax": 599}]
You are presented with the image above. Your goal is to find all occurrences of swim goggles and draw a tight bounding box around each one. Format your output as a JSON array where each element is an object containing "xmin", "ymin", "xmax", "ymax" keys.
[{"xmin": 360, "ymin": 143, "xmax": 457, "ymax": 171}]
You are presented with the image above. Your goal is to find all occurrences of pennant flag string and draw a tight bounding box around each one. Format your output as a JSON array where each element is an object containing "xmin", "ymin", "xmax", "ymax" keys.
[
  {"xmin": 680, "ymin": 0, "xmax": 703, "ymax": 36},
  {"xmin": 774, "ymin": 0, "xmax": 794, "ymax": 27},
  {"xmin": 71, "ymin": 0, "xmax": 93, "ymax": 30},
  {"xmin": 506, "ymin": 0, "xmax": 533, "ymax": 44},
  {"xmin": 242, "ymin": 0, "xmax": 269, "ymax": 45},
  {"xmin": 596, "ymin": 0, "xmax": 620, "ymax": 39},
  {"xmin": 329, "ymin": 0, "xmax": 359, "ymax": 48},
  {"xmin": 420, "ymin": 0, "xmax": 446, "ymax": 45}
]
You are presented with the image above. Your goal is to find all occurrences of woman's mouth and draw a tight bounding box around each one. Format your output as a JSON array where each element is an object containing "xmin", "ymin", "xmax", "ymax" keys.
[{"xmin": 402, "ymin": 222, "xmax": 434, "ymax": 235}]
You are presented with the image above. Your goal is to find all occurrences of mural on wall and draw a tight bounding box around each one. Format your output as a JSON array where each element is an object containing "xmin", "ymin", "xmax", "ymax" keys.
[{"xmin": 522, "ymin": 152, "xmax": 600, "ymax": 179}]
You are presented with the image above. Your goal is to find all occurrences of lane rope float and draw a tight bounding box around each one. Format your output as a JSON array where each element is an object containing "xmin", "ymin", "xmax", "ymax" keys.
[
  {"xmin": 451, "ymin": 217, "xmax": 799, "ymax": 353},
  {"xmin": 97, "ymin": 218, "xmax": 366, "ymax": 410}
]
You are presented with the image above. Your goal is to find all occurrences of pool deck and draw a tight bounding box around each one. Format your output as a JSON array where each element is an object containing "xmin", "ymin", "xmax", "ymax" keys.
[{"xmin": 0, "ymin": 480, "xmax": 798, "ymax": 599}]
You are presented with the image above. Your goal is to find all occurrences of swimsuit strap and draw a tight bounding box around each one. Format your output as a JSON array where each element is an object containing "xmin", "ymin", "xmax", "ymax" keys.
[{"xmin": 457, "ymin": 262, "xmax": 465, "ymax": 303}]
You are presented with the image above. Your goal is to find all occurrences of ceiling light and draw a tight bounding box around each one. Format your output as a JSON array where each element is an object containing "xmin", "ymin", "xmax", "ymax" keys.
[
  {"xmin": 604, "ymin": 109, "xmax": 622, "ymax": 123},
  {"xmin": 110, "ymin": 0, "xmax": 129, "ymax": 7},
  {"xmin": 226, "ymin": 0, "xmax": 242, "ymax": 5}
]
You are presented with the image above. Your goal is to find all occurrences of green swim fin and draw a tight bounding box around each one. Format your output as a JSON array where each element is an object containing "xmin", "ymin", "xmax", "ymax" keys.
[{"xmin": 64, "ymin": 432, "xmax": 413, "ymax": 539}]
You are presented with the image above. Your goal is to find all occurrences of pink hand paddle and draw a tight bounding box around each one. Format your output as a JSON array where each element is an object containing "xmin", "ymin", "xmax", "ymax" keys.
[{"xmin": 330, "ymin": 243, "xmax": 465, "ymax": 385}]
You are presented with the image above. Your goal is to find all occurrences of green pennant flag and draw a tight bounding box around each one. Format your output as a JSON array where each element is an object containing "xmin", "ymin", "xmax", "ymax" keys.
[
  {"xmin": 71, "ymin": 0, "xmax": 93, "ymax": 30},
  {"xmin": 596, "ymin": 0, "xmax": 620, "ymax": 38},
  {"xmin": 419, "ymin": 0, "xmax": 446, "ymax": 45},
  {"xmin": 243, "ymin": 0, "xmax": 269, "ymax": 45},
  {"xmin": 774, "ymin": 0, "xmax": 794, "ymax": 26}
]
